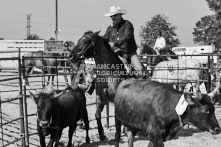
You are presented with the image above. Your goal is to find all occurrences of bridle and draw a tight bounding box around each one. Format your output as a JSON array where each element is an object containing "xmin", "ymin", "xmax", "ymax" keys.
[{"xmin": 76, "ymin": 34, "xmax": 95, "ymax": 59}]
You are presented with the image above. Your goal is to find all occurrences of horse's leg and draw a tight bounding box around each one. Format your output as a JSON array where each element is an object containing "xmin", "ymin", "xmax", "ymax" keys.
[
  {"xmin": 51, "ymin": 75, "xmax": 55, "ymax": 86},
  {"xmin": 26, "ymin": 67, "xmax": 33, "ymax": 85},
  {"xmin": 83, "ymin": 108, "xmax": 90, "ymax": 143},
  {"xmin": 67, "ymin": 123, "xmax": 76, "ymax": 147},
  {"xmin": 95, "ymin": 95, "xmax": 107, "ymax": 141},
  {"xmin": 47, "ymin": 75, "xmax": 50, "ymax": 85},
  {"xmin": 115, "ymin": 116, "xmax": 122, "ymax": 147}
]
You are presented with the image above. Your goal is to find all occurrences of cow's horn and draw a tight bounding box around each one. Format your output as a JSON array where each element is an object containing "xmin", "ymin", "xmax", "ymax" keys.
[
  {"xmin": 208, "ymin": 81, "xmax": 221, "ymax": 99},
  {"xmin": 53, "ymin": 91, "xmax": 64, "ymax": 98}
]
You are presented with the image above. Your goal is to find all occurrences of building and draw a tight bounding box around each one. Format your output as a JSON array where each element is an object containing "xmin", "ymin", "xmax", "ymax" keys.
[{"xmin": 0, "ymin": 40, "xmax": 45, "ymax": 68}]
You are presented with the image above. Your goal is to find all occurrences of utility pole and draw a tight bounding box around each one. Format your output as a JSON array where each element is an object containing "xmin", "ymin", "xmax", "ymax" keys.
[
  {"xmin": 26, "ymin": 13, "xmax": 32, "ymax": 39},
  {"xmin": 55, "ymin": 0, "xmax": 58, "ymax": 41}
]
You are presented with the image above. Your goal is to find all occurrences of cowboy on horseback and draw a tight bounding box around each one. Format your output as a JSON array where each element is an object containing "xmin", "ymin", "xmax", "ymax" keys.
[{"xmin": 103, "ymin": 6, "xmax": 145, "ymax": 78}]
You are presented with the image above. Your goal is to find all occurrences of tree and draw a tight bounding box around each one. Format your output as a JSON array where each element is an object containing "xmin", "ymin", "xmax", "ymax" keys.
[
  {"xmin": 206, "ymin": 0, "xmax": 221, "ymax": 12},
  {"xmin": 139, "ymin": 14, "xmax": 180, "ymax": 50},
  {"xmin": 192, "ymin": 15, "xmax": 220, "ymax": 46},
  {"xmin": 26, "ymin": 34, "xmax": 41, "ymax": 40},
  {"xmin": 192, "ymin": 0, "xmax": 221, "ymax": 49}
]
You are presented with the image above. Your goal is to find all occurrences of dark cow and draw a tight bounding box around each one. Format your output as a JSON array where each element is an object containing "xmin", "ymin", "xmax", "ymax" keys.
[
  {"xmin": 114, "ymin": 78, "xmax": 221, "ymax": 147},
  {"xmin": 29, "ymin": 85, "xmax": 90, "ymax": 147}
]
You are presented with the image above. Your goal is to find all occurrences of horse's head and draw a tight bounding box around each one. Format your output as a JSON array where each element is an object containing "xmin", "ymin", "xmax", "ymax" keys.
[
  {"xmin": 30, "ymin": 91, "xmax": 55, "ymax": 129},
  {"xmin": 69, "ymin": 31, "xmax": 100, "ymax": 63}
]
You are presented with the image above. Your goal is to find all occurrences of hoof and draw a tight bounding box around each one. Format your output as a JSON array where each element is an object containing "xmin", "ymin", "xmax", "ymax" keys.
[{"xmin": 100, "ymin": 135, "xmax": 107, "ymax": 141}]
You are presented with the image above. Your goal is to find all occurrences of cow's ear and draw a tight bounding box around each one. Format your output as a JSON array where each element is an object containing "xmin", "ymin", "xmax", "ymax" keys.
[
  {"xmin": 29, "ymin": 91, "xmax": 38, "ymax": 103},
  {"xmin": 184, "ymin": 93, "xmax": 195, "ymax": 105}
]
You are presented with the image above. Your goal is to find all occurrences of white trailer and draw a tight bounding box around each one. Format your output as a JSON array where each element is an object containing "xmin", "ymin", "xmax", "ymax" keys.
[{"xmin": 172, "ymin": 45, "xmax": 217, "ymax": 64}]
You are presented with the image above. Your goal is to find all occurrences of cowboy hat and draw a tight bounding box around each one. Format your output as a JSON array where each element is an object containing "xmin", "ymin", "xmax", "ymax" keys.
[{"xmin": 104, "ymin": 6, "xmax": 127, "ymax": 17}]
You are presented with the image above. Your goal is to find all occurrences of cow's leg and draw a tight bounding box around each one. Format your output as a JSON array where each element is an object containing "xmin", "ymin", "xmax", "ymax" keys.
[
  {"xmin": 67, "ymin": 124, "xmax": 76, "ymax": 147},
  {"xmin": 83, "ymin": 108, "xmax": 90, "ymax": 143},
  {"xmin": 95, "ymin": 95, "xmax": 106, "ymax": 141},
  {"xmin": 127, "ymin": 130, "xmax": 137, "ymax": 147},
  {"xmin": 148, "ymin": 129, "xmax": 164, "ymax": 147},
  {"xmin": 114, "ymin": 117, "xmax": 122, "ymax": 146},
  {"xmin": 52, "ymin": 130, "xmax": 62, "ymax": 147}
]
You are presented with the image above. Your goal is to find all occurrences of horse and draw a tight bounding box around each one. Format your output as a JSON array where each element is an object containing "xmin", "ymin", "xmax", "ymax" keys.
[
  {"xmin": 69, "ymin": 30, "xmax": 134, "ymax": 141},
  {"xmin": 139, "ymin": 44, "xmax": 178, "ymax": 76},
  {"xmin": 23, "ymin": 50, "xmax": 63, "ymax": 85},
  {"xmin": 29, "ymin": 85, "xmax": 90, "ymax": 147}
]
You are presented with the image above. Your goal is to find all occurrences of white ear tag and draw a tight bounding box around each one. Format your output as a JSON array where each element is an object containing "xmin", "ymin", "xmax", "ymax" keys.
[
  {"xmin": 175, "ymin": 94, "xmax": 188, "ymax": 116},
  {"xmin": 199, "ymin": 82, "xmax": 207, "ymax": 94}
]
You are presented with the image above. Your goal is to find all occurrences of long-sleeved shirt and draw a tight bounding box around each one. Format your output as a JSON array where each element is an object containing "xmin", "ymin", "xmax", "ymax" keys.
[
  {"xmin": 103, "ymin": 19, "xmax": 137, "ymax": 54},
  {"xmin": 154, "ymin": 36, "xmax": 166, "ymax": 50}
]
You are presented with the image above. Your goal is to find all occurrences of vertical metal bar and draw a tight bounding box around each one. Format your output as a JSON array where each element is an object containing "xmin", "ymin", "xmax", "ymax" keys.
[
  {"xmin": 56, "ymin": 57, "xmax": 59, "ymax": 89},
  {"xmin": 42, "ymin": 51, "xmax": 45, "ymax": 88},
  {"xmin": 18, "ymin": 48, "xmax": 27, "ymax": 146},
  {"xmin": 21, "ymin": 51, "xmax": 29, "ymax": 147},
  {"xmin": 207, "ymin": 55, "xmax": 211, "ymax": 93},
  {"xmin": 0, "ymin": 91, "xmax": 4, "ymax": 147}
]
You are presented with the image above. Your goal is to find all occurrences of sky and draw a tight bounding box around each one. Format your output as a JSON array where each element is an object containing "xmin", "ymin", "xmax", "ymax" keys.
[{"xmin": 0, "ymin": 0, "xmax": 213, "ymax": 46}]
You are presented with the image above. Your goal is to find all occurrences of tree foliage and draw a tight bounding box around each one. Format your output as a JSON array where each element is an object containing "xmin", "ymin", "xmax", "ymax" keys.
[
  {"xmin": 139, "ymin": 14, "xmax": 180, "ymax": 49},
  {"xmin": 26, "ymin": 34, "xmax": 41, "ymax": 40},
  {"xmin": 192, "ymin": 15, "xmax": 220, "ymax": 46},
  {"xmin": 193, "ymin": 0, "xmax": 221, "ymax": 49},
  {"xmin": 206, "ymin": 0, "xmax": 221, "ymax": 12}
]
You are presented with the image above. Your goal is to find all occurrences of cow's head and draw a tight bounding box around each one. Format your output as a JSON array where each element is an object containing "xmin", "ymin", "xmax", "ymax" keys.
[
  {"xmin": 182, "ymin": 92, "xmax": 220, "ymax": 134},
  {"xmin": 30, "ymin": 91, "xmax": 55, "ymax": 129}
]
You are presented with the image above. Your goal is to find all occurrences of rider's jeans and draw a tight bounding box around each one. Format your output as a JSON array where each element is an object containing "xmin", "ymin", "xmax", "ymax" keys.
[{"xmin": 128, "ymin": 52, "xmax": 143, "ymax": 75}]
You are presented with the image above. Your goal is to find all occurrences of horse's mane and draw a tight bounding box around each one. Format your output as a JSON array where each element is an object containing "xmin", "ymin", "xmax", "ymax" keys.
[{"xmin": 84, "ymin": 31, "xmax": 124, "ymax": 64}]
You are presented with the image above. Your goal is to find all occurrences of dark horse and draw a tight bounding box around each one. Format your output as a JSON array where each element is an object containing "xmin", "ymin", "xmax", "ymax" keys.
[
  {"xmin": 23, "ymin": 50, "xmax": 62, "ymax": 85},
  {"xmin": 69, "ymin": 31, "xmax": 133, "ymax": 141},
  {"xmin": 139, "ymin": 44, "xmax": 178, "ymax": 75},
  {"xmin": 29, "ymin": 85, "xmax": 90, "ymax": 147}
]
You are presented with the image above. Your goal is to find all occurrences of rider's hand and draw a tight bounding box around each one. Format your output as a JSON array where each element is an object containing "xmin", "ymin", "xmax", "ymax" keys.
[{"xmin": 109, "ymin": 42, "xmax": 114, "ymax": 48}]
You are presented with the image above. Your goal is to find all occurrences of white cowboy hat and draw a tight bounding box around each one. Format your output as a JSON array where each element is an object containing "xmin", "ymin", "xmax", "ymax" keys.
[{"xmin": 104, "ymin": 6, "xmax": 127, "ymax": 17}]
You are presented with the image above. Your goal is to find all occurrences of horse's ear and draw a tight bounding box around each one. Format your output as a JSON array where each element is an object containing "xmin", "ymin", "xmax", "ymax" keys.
[{"xmin": 94, "ymin": 30, "xmax": 101, "ymax": 36}]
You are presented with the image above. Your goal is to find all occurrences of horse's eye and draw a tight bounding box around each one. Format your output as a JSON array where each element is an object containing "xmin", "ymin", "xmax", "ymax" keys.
[{"xmin": 204, "ymin": 109, "xmax": 210, "ymax": 113}]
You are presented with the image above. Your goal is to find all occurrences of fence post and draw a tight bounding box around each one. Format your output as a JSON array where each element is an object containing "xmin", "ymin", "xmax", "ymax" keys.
[
  {"xmin": 18, "ymin": 48, "xmax": 28, "ymax": 147},
  {"xmin": 21, "ymin": 52, "xmax": 30, "ymax": 147}
]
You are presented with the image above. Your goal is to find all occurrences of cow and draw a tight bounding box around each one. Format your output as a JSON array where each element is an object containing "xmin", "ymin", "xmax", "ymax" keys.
[
  {"xmin": 151, "ymin": 58, "xmax": 205, "ymax": 91},
  {"xmin": 114, "ymin": 78, "xmax": 221, "ymax": 147},
  {"xmin": 29, "ymin": 85, "xmax": 90, "ymax": 147}
]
